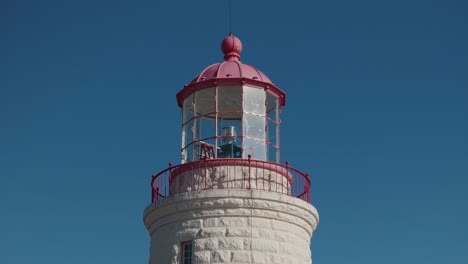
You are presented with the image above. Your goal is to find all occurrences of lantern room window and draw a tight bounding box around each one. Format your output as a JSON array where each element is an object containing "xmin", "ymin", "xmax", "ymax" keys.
[
  {"xmin": 267, "ymin": 92, "xmax": 280, "ymax": 162},
  {"xmin": 243, "ymin": 87, "xmax": 266, "ymax": 160},
  {"xmin": 181, "ymin": 85, "xmax": 280, "ymax": 164},
  {"xmin": 217, "ymin": 86, "xmax": 243, "ymax": 158}
]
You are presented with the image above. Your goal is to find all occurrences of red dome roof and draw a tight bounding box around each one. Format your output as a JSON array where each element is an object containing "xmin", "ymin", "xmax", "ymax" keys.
[
  {"xmin": 177, "ymin": 34, "xmax": 285, "ymax": 108},
  {"xmin": 190, "ymin": 33, "xmax": 272, "ymax": 84},
  {"xmin": 190, "ymin": 61, "xmax": 272, "ymax": 84}
]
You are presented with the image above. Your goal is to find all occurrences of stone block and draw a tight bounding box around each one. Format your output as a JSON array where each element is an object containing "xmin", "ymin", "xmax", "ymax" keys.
[
  {"xmin": 176, "ymin": 228, "xmax": 200, "ymax": 240},
  {"xmin": 196, "ymin": 209, "xmax": 226, "ymax": 217},
  {"xmin": 251, "ymin": 252, "xmax": 269, "ymax": 264},
  {"xmin": 171, "ymin": 244, "xmax": 179, "ymax": 255},
  {"xmin": 211, "ymin": 250, "xmax": 231, "ymax": 262},
  {"xmin": 271, "ymin": 219, "xmax": 291, "ymax": 232},
  {"xmin": 194, "ymin": 238, "xmax": 218, "ymax": 251},
  {"xmin": 251, "ymin": 218, "xmax": 270, "ymax": 228},
  {"xmin": 243, "ymin": 238, "xmax": 251, "ymax": 250},
  {"xmin": 225, "ymin": 208, "xmax": 251, "ymax": 215},
  {"xmin": 277, "ymin": 242, "xmax": 296, "ymax": 255},
  {"xmin": 251, "ymin": 238, "xmax": 278, "ymax": 253},
  {"xmin": 194, "ymin": 251, "xmax": 210, "ymax": 263},
  {"xmin": 219, "ymin": 217, "xmax": 247, "ymax": 227},
  {"xmin": 218, "ymin": 237, "xmax": 244, "ymax": 250},
  {"xmin": 226, "ymin": 228, "xmax": 250, "ymax": 237},
  {"xmin": 213, "ymin": 198, "xmax": 244, "ymax": 207},
  {"xmin": 269, "ymin": 254, "xmax": 290, "ymax": 264},
  {"xmin": 203, "ymin": 217, "xmax": 218, "ymax": 228},
  {"xmin": 258, "ymin": 229, "xmax": 275, "ymax": 240},
  {"xmin": 231, "ymin": 252, "xmax": 251, "ymax": 263},
  {"xmin": 274, "ymin": 231, "xmax": 288, "ymax": 242},
  {"xmin": 180, "ymin": 219, "xmax": 202, "ymax": 228},
  {"xmin": 205, "ymin": 189, "xmax": 230, "ymax": 198},
  {"xmin": 199, "ymin": 228, "xmax": 226, "ymax": 238}
]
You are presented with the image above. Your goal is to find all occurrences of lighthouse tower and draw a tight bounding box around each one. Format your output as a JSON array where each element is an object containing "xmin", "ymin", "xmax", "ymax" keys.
[{"xmin": 143, "ymin": 34, "xmax": 319, "ymax": 264}]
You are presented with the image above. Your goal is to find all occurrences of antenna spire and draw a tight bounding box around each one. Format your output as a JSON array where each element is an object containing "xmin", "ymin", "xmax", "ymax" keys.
[{"xmin": 229, "ymin": 0, "xmax": 232, "ymax": 34}]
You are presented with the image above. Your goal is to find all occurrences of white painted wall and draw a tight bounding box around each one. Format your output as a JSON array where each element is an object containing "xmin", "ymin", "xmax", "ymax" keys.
[
  {"xmin": 170, "ymin": 165, "xmax": 292, "ymax": 196},
  {"xmin": 143, "ymin": 189, "xmax": 319, "ymax": 264}
]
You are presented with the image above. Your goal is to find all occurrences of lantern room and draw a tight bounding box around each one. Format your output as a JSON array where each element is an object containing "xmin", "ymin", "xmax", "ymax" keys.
[{"xmin": 176, "ymin": 34, "xmax": 286, "ymax": 164}]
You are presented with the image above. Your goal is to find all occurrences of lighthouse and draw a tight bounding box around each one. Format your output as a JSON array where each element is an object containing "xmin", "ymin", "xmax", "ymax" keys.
[{"xmin": 143, "ymin": 34, "xmax": 319, "ymax": 264}]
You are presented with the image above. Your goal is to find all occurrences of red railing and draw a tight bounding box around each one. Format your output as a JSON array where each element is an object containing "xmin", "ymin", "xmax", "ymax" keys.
[{"xmin": 151, "ymin": 157, "xmax": 311, "ymax": 203}]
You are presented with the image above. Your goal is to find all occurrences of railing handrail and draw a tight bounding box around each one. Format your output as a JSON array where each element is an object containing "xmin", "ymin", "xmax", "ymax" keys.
[{"xmin": 151, "ymin": 158, "xmax": 311, "ymax": 203}]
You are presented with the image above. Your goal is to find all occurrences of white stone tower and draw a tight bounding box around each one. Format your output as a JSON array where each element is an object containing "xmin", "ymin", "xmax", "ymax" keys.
[{"xmin": 143, "ymin": 34, "xmax": 319, "ymax": 264}]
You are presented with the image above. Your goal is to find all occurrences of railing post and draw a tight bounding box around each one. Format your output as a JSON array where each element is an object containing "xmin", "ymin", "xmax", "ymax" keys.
[
  {"xmin": 268, "ymin": 174, "xmax": 271, "ymax": 191},
  {"xmin": 306, "ymin": 173, "xmax": 310, "ymax": 202},
  {"xmin": 248, "ymin": 155, "xmax": 252, "ymax": 190},
  {"xmin": 204, "ymin": 156, "xmax": 208, "ymax": 190},
  {"xmin": 285, "ymin": 161, "xmax": 290, "ymax": 195},
  {"xmin": 151, "ymin": 175, "xmax": 156, "ymax": 202},
  {"xmin": 168, "ymin": 162, "xmax": 172, "ymax": 196}
]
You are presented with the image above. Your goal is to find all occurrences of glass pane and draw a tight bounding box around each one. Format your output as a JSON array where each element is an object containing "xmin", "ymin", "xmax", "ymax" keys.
[
  {"xmin": 183, "ymin": 119, "xmax": 194, "ymax": 146},
  {"xmin": 181, "ymin": 119, "xmax": 194, "ymax": 163},
  {"xmin": 218, "ymin": 86, "xmax": 243, "ymax": 159},
  {"xmin": 183, "ymin": 144, "xmax": 194, "ymax": 163},
  {"xmin": 245, "ymin": 114, "xmax": 265, "ymax": 140},
  {"xmin": 267, "ymin": 119, "xmax": 277, "ymax": 145},
  {"xmin": 182, "ymin": 94, "xmax": 194, "ymax": 163},
  {"xmin": 196, "ymin": 116, "xmax": 216, "ymax": 142},
  {"xmin": 244, "ymin": 138, "xmax": 266, "ymax": 160},
  {"xmin": 244, "ymin": 86, "xmax": 265, "ymax": 115},
  {"xmin": 266, "ymin": 92, "xmax": 278, "ymax": 122},
  {"xmin": 217, "ymin": 118, "xmax": 242, "ymax": 158},
  {"xmin": 183, "ymin": 94, "xmax": 194, "ymax": 124},
  {"xmin": 191, "ymin": 117, "xmax": 216, "ymax": 160},
  {"xmin": 194, "ymin": 88, "xmax": 215, "ymax": 117},
  {"xmin": 244, "ymin": 114, "xmax": 266, "ymax": 160},
  {"xmin": 193, "ymin": 118, "xmax": 200, "ymax": 141},
  {"xmin": 266, "ymin": 92, "xmax": 280, "ymax": 162},
  {"xmin": 218, "ymin": 86, "xmax": 242, "ymax": 118}
]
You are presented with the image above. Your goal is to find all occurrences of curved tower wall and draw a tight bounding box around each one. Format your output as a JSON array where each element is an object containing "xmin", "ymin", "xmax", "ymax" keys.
[
  {"xmin": 143, "ymin": 189, "xmax": 319, "ymax": 264},
  {"xmin": 169, "ymin": 163, "xmax": 292, "ymax": 196}
]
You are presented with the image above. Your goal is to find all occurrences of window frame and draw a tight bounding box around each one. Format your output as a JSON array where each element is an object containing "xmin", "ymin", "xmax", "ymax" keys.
[{"xmin": 181, "ymin": 241, "xmax": 193, "ymax": 264}]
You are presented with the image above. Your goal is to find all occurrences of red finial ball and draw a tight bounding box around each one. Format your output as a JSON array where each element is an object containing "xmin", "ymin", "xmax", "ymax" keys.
[{"xmin": 221, "ymin": 33, "xmax": 242, "ymax": 61}]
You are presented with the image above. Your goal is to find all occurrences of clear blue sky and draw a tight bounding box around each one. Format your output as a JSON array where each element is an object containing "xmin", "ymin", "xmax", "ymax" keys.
[{"xmin": 2, "ymin": 0, "xmax": 467, "ymax": 263}]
